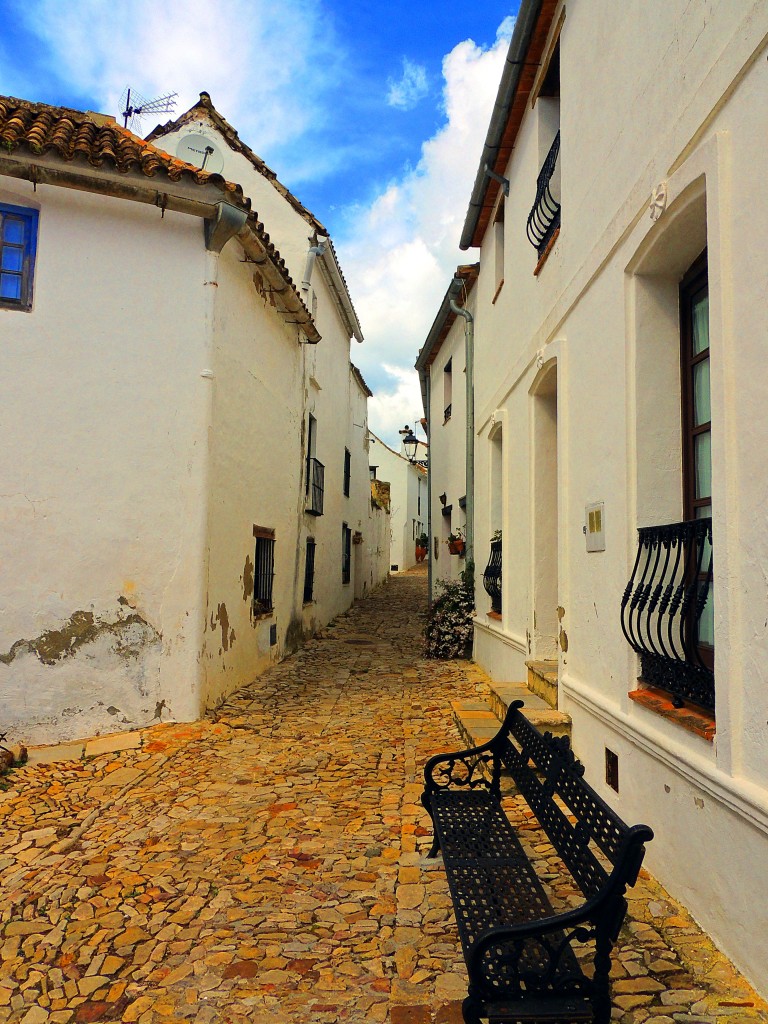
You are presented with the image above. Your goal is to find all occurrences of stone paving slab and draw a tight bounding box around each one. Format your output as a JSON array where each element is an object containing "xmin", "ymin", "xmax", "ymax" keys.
[{"xmin": 0, "ymin": 568, "xmax": 766, "ymax": 1024}]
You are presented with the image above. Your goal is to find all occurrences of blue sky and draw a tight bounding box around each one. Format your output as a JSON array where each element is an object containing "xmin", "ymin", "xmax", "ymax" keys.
[{"xmin": 1, "ymin": 0, "xmax": 520, "ymax": 444}]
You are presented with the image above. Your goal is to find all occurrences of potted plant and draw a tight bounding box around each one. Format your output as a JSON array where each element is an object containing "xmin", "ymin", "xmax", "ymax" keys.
[
  {"xmin": 415, "ymin": 532, "xmax": 428, "ymax": 562},
  {"xmin": 447, "ymin": 526, "xmax": 465, "ymax": 556}
]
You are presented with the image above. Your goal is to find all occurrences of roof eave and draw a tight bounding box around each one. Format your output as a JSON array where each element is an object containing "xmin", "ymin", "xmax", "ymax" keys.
[{"xmin": 459, "ymin": 0, "xmax": 546, "ymax": 251}]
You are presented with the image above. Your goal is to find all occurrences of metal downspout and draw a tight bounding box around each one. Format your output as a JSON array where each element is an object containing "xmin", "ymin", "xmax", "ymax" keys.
[{"xmin": 448, "ymin": 280, "xmax": 475, "ymax": 578}]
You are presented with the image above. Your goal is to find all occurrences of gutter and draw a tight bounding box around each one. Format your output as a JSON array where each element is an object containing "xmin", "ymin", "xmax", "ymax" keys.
[{"xmin": 459, "ymin": 0, "xmax": 542, "ymax": 250}]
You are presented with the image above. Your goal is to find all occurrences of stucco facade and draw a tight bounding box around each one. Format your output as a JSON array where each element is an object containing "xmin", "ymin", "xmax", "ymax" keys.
[
  {"xmin": 0, "ymin": 94, "xmax": 385, "ymax": 746},
  {"xmin": 368, "ymin": 434, "xmax": 427, "ymax": 573},
  {"xmin": 426, "ymin": 0, "xmax": 768, "ymax": 995}
]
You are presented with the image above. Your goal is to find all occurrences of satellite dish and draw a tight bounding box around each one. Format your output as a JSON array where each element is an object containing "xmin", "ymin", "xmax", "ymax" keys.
[
  {"xmin": 119, "ymin": 86, "xmax": 178, "ymax": 135},
  {"xmin": 176, "ymin": 133, "xmax": 225, "ymax": 174}
]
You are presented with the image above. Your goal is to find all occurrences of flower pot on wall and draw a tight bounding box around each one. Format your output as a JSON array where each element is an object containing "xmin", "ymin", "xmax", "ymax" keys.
[
  {"xmin": 448, "ymin": 539, "xmax": 465, "ymax": 556},
  {"xmin": 415, "ymin": 545, "xmax": 427, "ymax": 563}
]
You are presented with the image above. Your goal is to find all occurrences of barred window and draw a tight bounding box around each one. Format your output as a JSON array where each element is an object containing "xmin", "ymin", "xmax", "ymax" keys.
[
  {"xmin": 343, "ymin": 447, "xmax": 351, "ymax": 497},
  {"xmin": 342, "ymin": 523, "xmax": 352, "ymax": 585},
  {"xmin": 303, "ymin": 537, "xmax": 316, "ymax": 603},
  {"xmin": 253, "ymin": 525, "xmax": 275, "ymax": 614}
]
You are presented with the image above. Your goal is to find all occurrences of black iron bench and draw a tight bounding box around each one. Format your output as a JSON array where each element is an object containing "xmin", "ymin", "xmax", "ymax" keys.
[{"xmin": 421, "ymin": 701, "xmax": 653, "ymax": 1024}]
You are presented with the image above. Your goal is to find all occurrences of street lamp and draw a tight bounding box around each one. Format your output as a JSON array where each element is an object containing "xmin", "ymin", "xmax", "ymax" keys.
[{"xmin": 401, "ymin": 425, "xmax": 420, "ymax": 463}]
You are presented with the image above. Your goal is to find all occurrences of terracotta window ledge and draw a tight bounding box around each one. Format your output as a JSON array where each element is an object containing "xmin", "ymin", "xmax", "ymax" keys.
[
  {"xmin": 534, "ymin": 228, "xmax": 560, "ymax": 276},
  {"xmin": 629, "ymin": 685, "xmax": 715, "ymax": 742},
  {"xmin": 487, "ymin": 611, "xmax": 502, "ymax": 622}
]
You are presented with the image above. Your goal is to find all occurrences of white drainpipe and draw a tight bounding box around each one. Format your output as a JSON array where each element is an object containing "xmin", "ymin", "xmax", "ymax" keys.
[{"xmin": 448, "ymin": 278, "xmax": 475, "ymax": 576}]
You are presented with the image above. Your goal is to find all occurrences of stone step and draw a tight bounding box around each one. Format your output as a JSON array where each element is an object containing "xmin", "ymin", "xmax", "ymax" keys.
[
  {"xmin": 450, "ymin": 683, "xmax": 572, "ymax": 751},
  {"xmin": 526, "ymin": 659, "xmax": 559, "ymax": 709},
  {"xmin": 488, "ymin": 681, "xmax": 571, "ymax": 740}
]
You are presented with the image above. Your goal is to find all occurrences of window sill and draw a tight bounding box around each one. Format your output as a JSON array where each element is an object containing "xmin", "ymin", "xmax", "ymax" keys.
[
  {"xmin": 492, "ymin": 278, "xmax": 504, "ymax": 304},
  {"xmin": 629, "ymin": 686, "xmax": 715, "ymax": 742},
  {"xmin": 487, "ymin": 611, "xmax": 502, "ymax": 622},
  {"xmin": 533, "ymin": 228, "xmax": 560, "ymax": 277},
  {"xmin": 251, "ymin": 609, "xmax": 274, "ymax": 621}
]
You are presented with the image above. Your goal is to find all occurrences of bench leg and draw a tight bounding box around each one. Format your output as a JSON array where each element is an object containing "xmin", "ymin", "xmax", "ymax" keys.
[
  {"xmin": 593, "ymin": 933, "xmax": 613, "ymax": 1024},
  {"xmin": 461, "ymin": 993, "xmax": 482, "ymax": 1024}
]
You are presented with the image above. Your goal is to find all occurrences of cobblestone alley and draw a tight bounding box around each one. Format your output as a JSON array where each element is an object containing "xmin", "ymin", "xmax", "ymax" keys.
[{"xmin": 1, "ymin": 570, "xmax": 766, "ymax": 1024}]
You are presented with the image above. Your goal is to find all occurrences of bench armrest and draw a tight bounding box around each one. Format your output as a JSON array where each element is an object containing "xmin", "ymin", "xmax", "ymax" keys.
[
  {"xmin": 466, "ymin": 897, "xmax": 615, "ymax": 980},
  {"xmin": 422, "ymin": 738, "xmax": 500, "ymax": 796}
]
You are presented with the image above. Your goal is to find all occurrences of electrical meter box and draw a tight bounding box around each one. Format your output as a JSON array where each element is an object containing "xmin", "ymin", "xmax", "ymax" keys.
[{"xmin": 585, "ymin": 501, "xmax": 605, "ymax": 552}]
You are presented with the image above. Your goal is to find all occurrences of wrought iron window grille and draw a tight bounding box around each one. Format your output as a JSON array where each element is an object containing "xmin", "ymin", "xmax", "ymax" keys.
[
  {"xmin": 444, "ymin": 403, "xmax": 452, "ymax": 421},
  {"xmin": 621, "ymin": 517, "xmax": 714, "ymax": 711},
  {"xmin": 483, "ymin": 539, "xmax": 502, "ymax": 614},
  {"xmin": 526, "ymin": 130, "xmax": 561, "ymax": 257},
  {"xmin": 303, "ymin": 538, "xmax": 316, "ymax": 603},
  {"xmin": 307, "ymin": 457, "xmax": 325, "ymax": 516},
  {"xmin": 342, "ymin": 524, "xmax": 352, "ymax": 584},
  {"xmin": 253, "ymin": 534, "xmax": 275, "ymax": 614}
]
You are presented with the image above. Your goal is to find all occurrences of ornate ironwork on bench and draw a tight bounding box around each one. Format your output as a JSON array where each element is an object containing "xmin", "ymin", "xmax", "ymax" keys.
[
  {"xmin": 621, "ymin": 517, "xmax": 714, "ymax": 711},
  {"xmin": 421, "ymin": 703, "xmax": 653, "ymax": 1024},
  {"xmin": 306, "ymin": 457, "xmax": 325, "ymax": 516},
  {"xmin": 482, "ymin": 538, "xmax": 502, "ymax": 614},
  {"xmin": 526, "ymin": 130, "xmax": 561, "ymax": 257}
]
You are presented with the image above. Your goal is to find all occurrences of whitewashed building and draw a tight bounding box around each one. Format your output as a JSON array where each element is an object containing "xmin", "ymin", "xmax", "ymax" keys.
[
  {"xmin": 427, "ymin": 0, "xmax": 768, "ymax": 995},
  {"xmin": 368, "ymin": 432, "xmax": 427, "ymax": 573},
  {"xmin": 416, "ymin": 265, "xmax": 477, "ymax": 591},
  {"xmin": 0, "ymin": 94, "xmax": 386, "ymax": 747}
]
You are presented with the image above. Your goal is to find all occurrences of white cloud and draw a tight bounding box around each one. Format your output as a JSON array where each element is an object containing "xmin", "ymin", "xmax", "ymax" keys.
[
  {"xmin": 13, "ymin": 0, "xmax": 344, "ymax": 153},
  {"xmin": 368, "ymin": 365, "xmax": 426, "ymax": 446},
  {"xmin": 337, "ymin": 17, "xmax": 515, "ymax": 444},
  {"xmin": 386, "ymin": 58, "xmax": 429, "ymax": 111}
]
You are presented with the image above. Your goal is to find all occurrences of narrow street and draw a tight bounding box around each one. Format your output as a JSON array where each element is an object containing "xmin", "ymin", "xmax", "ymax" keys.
[{"xmin": 1, "ymin": 570, "xmax": 766, "ymax": 1024}]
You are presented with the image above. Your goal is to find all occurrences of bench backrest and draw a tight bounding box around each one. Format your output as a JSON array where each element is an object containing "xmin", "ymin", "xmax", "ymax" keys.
[{"xmin": 495, "ymin": 703, "xmax": 653, "ymax": 903}]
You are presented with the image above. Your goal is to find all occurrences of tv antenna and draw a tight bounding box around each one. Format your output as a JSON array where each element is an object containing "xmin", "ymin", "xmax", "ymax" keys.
[{"xmin": 119, "ymin": 86, "xmax": 178, "ymax": 135}]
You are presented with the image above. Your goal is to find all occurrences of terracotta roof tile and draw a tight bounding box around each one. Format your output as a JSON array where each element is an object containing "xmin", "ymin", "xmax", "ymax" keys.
[
  {"xmin": 0, "ymin": 93, "xmax": 318, "ymax": 340},
  {"xmin": 0, "ymin": 94, "xmax": 245, "ymax": 203}
]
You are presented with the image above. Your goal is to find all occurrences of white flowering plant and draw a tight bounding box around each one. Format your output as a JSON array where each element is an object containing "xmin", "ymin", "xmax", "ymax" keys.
[{"xmin": 424, "ymin": 572, "xmax": 475, "ymax": 659}]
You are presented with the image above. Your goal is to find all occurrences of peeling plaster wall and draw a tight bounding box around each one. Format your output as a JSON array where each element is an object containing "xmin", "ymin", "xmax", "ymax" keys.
[
  {"xmin": 0, "ymin": 185, "xmax": 210, "ymax": 745},
  {"xmin": 156, "ymin": 116, "xmax": 382, "ymax": 628},
  {"xmin": 465, "ymin": 0, "xmax": 768, "ymax": 992},
  {"xmin": 201, "ymin": 241, "xmax": 305, "ymax": 711}
]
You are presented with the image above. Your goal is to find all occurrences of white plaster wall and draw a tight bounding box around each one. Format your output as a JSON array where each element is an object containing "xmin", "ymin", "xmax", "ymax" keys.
[
  {"xmin": 465, "ymin": 0, "xmax": 768, "ymax": 990},
  {"xmin": 156, "ymin": 112, "xmax": 375, "ymax": 634},
  {"xmin": 427, "ymin": 317, "xmax": 468, "ymax": 588},
  {"xmin": 0, "ymin": 184, "xmax": 210, "ymax": 744},
  {"xmin": 202, "ymin": 240, "xmax": 305, "ymax": 711},
  {"xmin": 370, "ymin": 438, "xmax": 425, "ymax": 572}
]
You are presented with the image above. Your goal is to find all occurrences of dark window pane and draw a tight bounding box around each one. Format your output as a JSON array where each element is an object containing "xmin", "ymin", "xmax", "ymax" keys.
[
  {"xmin": 0, "ymin": 273, "xmax": 22, "ymax": 299},
  {"xmin": 2, "ymin": 218, "xmax": 24, "ymax": 244},
  {"xmin": 692, "ymin": 293, "xmax": 709, "ymax": 355},
  {"xmin": 1, "ymin": 246, "xmax": 23, "ymax": 272},
  {"xmin": 693, "ymin": 358, "xmax": 711, "ymax": 426}
]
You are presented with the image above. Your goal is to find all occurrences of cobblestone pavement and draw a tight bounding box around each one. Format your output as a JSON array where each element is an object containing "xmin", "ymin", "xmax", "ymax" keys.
[{"xmin": 1, "ymin": 569, "xmax": 766, "ymax": 1024}]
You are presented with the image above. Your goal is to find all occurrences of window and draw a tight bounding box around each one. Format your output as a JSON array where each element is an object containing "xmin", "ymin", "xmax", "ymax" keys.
[
  {"xmin": 253, "ymin": 526, "xmax": 275, "ymax": 614},
  {"xmin": 527, "ymin": 38, "xmax": 560, "ymax": 263},
  {"xmin": 370, "ymin": 465, "xmax": 378, "ymax": 480},
  {"xmin": 343, "ymin": 448, "xmax": 351, "ymax": 497},
  {"xmin": 303, "ymin": 537, "xmax": 316, "ymax": 603},
  {"xmin": 0, "ymin": 203, "xmax": 38, "ymax": 311},
  {"xmin": 305, "ymin": 414, "xmax": 317, "ymax": 495},
  {"xmin": 444, "ymin": 359, "xmax": 452, "ymax": 421},
  {"xmin": 342, "ymin": 523, "xmax": 352, "ymax": 584},
  {"xmin": 680, "ymin": 252, "xmax": 714, "ymax": 660}
]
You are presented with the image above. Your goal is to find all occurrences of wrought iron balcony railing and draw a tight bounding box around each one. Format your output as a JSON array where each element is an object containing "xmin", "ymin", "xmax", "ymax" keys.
[
  {"xmin": 307, "ymin": 457, "xmax": 324, "ymax": 516},
  {"xmin": 483, "ymin": 539, "xmax": 502, "ymax": 614},
  {"xmin": 526, "ymin": 130, "xmax": 561, "ymax": 257},
  {"xmin": 621, "ymin": 518, "xmax": 714, "ymax": 711}
]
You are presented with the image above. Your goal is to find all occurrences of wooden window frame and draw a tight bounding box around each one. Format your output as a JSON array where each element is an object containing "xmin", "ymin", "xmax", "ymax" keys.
[
  {"xmin": 679, "ymin": 250, "xmax": 713, "ymax": 672},
  {"xmin": 0, "ymin": 203, "xmax": 38, "ymax": 312}
]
